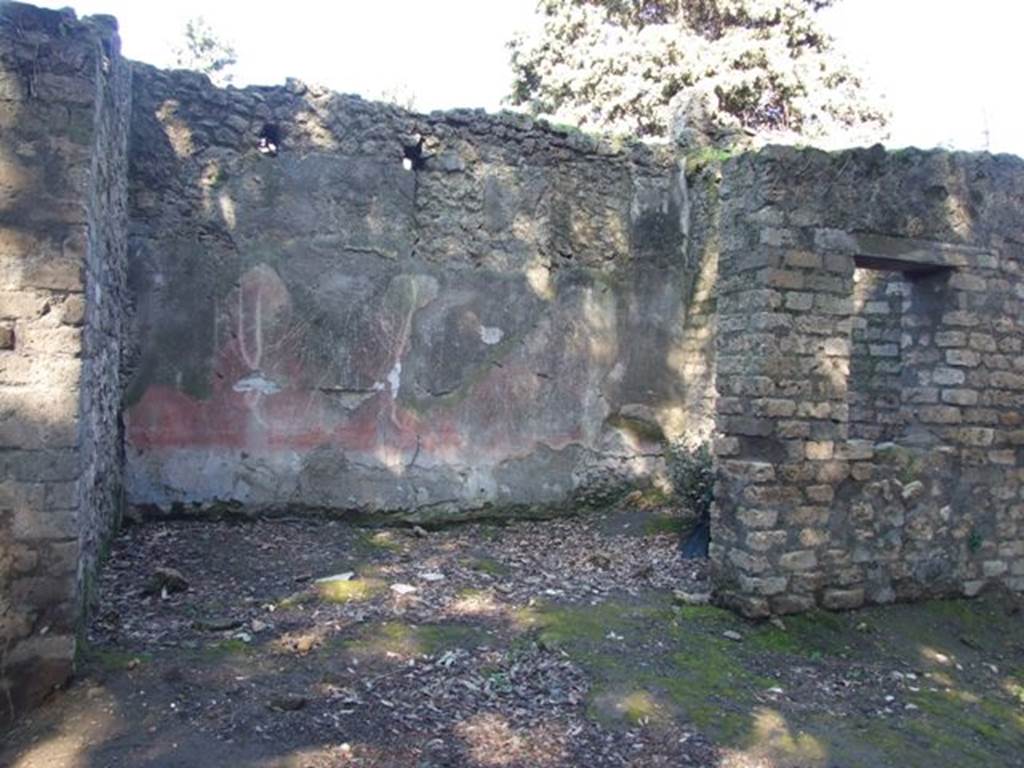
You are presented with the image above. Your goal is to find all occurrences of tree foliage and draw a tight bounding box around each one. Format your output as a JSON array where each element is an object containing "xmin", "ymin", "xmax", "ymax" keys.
[
  {"xmin": 174, "ymin": 17, "xmax": 238, "ymax": 86},
  {"xmin": 507, "ymin": 0, "xmax": 888, "ymax": 144}
]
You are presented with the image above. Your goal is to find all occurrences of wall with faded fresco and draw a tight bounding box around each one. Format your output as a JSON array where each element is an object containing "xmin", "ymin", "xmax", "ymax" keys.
[{"xmin": 123, "ymin": 66, "xmax": 719, "ymax": 521}]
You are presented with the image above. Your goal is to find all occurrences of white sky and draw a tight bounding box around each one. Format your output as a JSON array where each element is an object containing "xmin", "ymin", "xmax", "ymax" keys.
[{"xmin": 33, "ymin": 0, "xmax": 1024, "ymax": 157}]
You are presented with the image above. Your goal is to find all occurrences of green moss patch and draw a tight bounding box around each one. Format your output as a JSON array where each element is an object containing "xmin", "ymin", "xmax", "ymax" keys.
[
  {"xmin": 465, "ymin": 557, "xmax": 510, "ymax": 576},
  {"xmin": 341, "ymin": 621, "xmax": 490, "ymax": 662},
  {"xmin": 522, "ymin": 592, "xmax": 1024, "ymax": 767},
  {"xmin": 316, "ymin": 576, "xmax": 387, "ymax": 604}
]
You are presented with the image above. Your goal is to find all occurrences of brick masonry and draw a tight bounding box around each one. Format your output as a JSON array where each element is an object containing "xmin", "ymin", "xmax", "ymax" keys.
[
  {"xmin": 711, "ymin": 146, "xmax": 1024, "ymax": 616},
  {"xmin": 0, "ymin": 4, "xmax": 129, "ymax": 722}
]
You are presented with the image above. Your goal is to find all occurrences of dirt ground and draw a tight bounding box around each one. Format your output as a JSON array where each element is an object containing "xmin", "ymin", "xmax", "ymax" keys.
[{"xmin": 3, "ymin": 509, "xmax": 1023, "ymax": 768}]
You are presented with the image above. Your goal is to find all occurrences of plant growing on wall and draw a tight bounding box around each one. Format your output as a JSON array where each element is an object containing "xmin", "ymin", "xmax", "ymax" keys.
[
  {"xmin": 507, "ymin": 0, "xmax": 889, "ymax": 145},
  {"xmin": 173, "ymin": 16, "xmax": 238, "ymax": 86},
  {"xmin": 668, "ymin": 441, "xmax": 714, "ymax": 557},
  {"xmin": 668, "ymin": 441, "xmax": 714, "ymax": 521}
]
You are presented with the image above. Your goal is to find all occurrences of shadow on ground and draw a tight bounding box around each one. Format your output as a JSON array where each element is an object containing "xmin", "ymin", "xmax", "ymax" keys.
[{"xmin": 2, "ymin": 513, "xmax": 1022, "ymax": 767}]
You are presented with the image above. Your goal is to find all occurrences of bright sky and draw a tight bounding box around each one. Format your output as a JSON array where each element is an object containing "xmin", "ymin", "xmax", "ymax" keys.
[{"xmin": 33, "ymin": 0, "xmax": 1024, "ymax": 157}]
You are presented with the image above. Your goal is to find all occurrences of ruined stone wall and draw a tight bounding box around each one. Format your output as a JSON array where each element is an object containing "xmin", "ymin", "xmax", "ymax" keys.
[
  {"xmin": 0, "ymin": 4, "xmax": 129, "ymax": 721},
  {"xmin": 712, "ymin": 146, "xmax": 1024, "ymax": 616},
  {"xmin": 123, "ymin": 66, "xmax": 718, "ymax": 521}
]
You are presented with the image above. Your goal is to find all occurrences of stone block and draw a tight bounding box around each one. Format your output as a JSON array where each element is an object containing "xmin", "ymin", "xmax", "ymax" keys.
[
  {"xmin": 723, "ymin": 416, "xmax": 775, "ymax": 437},
  {"xmin": 954, "ymin": 427, "xmax": 994, "ymax": 447},
  {"xmin": 784, "ymin": 250, "xmax": 822, "ymax": 270},
  {"xmin": 822, "ymin": 588, "xmax": 865, "ymax": 611},
  {"xmin": 728, "ymin": 549, "xmax": 771, "ymax": 574},
  {"xmin": 946, "ymin": 349, "xmax": 981, "ymax": 368},
  {"xmin": 720, "ymin": 460, "xmax": 776, "ymax": 483},
  {"xmin": 815, "ymin": 295, "xmax": 854, "ymax": 315},
  {"xmin": 805, "ymin": 441, "xmax": 834, "ymax": 460},
  {"xmin": 982, "ymin": 560, "xmax": 1008, "ymax": 577},
  {"xmin": 805, "ymin": 484, "xmax": 834, "ymax": 503},
  {"xmin": 58, "ymin": 295, "xmax": 86, "ymax": 326},
  {"xmin": 751, "ymin": 398, "xmax": 797, "ymax": 418},
  {"xmin": 861, "ymin": 300, "xmax": 892, "ymax": 315},
  {"xmin": 0, "ymin": 290, "xmax": 51, "ymax": 319},
  {"xmin": 949, "ymin": 273, "xmax": 987, "ymax": 292},
  {"xmin": 869, "ymin": 343, "xmax": 898, "ymax": 358},
  {"xmin": 763, "ymin": 269, "xmax": 805, "ymax": 290},
  {"xmin": 714, "ymin": 436, "xmax": 740, "ymax": 457},
  {"xmin": 770, "ymin": 594, "xmax": 816, "ymax": 614},
  {"xmin": 815, "ymin": 461, "xmax": 850, "ymax": 483},
  {"xmin": 738, "ymin": 574, "xmax": 789, "ymax": 596},
  {"xmin": 797, "ymin": 402, "xmax": 830, "ymax": 419},
  {"xmin": 746, "ymin": 530, "xmax": 788, "ymax": 552},
  {"xmin": 962, "ymin": 580, "xmax": 985, "ymax": 597},
  {"xmin": 784, "ymin": 291, "xmax": 813, "ymax": 311},
  {"xmin": 789, "ymin": 505, "xmax": 829, "ymax": 526},
  {"xmin": 13, "ymin": 506, "xmax": 77, "ymax": 540},
  {"xmin": 779, "ymin": 550, "xmax": 818, "ymax": 572},
  {"xmin": 942, "ymin": 310, "xmax": 980, "ymax": 327},
  {"xmin": 991, "ymin": 372, "xmax": 1024, "ymax": 390},
  {"xmin": 988, "ymin": 450, "xmax": 1016, "ymax": 465},
  {"xmin": 834, "ymin": 440, "xmax": 874, "ymax": 461},
  {"xmin": 941, "ymin": 389, "xmax": 978, "ymax": 406},
  {"xmin": 737, "ymin": 508, "xmax": 780, "ymax": 529},
  {"xmin": 10, "ymin": 575, "xmax": 76, "ymax": 610},
  {"xmin": 968, "ymin": 333, "xmax": 997, "ymax": 352},
  {"xmin": 19, "ymin": 257, "xmax": 85, "ymax": 293},
  {"xmin": 934, "ymin": 331, "xmax": 967, "ymax": 348},
  {"xmin": 799, "ymin": 528, "xmax": 828, "ymax": 547},
  {"xmin": 918, "ymin": 405, "xmax": 962, "ymax": 425}
]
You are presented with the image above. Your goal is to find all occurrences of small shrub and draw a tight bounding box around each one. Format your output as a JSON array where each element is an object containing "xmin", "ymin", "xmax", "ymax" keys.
[{"xmin": 667, "ymin": 441, "xmax": 714, "ymax": 520}]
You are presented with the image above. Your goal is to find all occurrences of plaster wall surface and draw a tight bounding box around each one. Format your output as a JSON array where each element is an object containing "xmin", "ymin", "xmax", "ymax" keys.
[{"xmin": 122, "ymin": 66, "xmax": 718, "ymax": 521}]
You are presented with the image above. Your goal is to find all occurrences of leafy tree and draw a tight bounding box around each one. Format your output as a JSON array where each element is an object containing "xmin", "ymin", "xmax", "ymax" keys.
[
  {"xmin": 507, "ymin": 0, "xmax": 889, "ymax": 145},
  {"xmin": 173, "ymin": 17, "xmax": 238, "ymax": 87}
]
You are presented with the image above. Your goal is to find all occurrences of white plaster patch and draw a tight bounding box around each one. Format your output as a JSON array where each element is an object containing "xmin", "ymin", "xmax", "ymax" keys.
[
  {"xmin": 233, "ymin": 373, "xmax": 281, "ymax": 395},
  {"xmin": 218, "ymin": 192, "xmax": 237, "ymax": 230},
  {"xmin": 386, "ymin": 361, "xmax": 402, "ymax": 398},
  {"xmin": 479, "ymin": 325, "xmax": 504, "ymax": 345}
]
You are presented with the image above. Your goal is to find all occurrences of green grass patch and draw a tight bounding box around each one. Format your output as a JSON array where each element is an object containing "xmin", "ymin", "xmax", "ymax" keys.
[
  {"xmin": 465, "ymin": 557, "xmax": 510, "ymax": 576},
  {"xmin": 80, "ymin": 645, "xmax": 151, "ymax": 671},
  {"xmin": 642, "ymin": 514, "xmax": 686, "ymax": 536}
]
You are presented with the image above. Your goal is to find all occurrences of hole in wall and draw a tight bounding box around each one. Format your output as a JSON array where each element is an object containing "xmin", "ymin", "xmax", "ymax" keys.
[
  {"xmin": 402, "ymin": 138, "xmax": 425, "ymax": 171},
  {"xmin": 258, "ymin": 123, "xmax": 281, "ymax": 156}
]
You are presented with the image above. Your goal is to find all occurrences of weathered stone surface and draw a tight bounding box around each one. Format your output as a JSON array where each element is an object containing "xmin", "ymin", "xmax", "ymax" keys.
[
  {"xmin": 0, "ymin": 2, "xmax": 129, "ymax": 724},
  {"xmin": 712, "ymin": 145, "xmax": 1024, "ymax": 616},
  {"xmin": 3, "ymin": 2, "xmax": 1024, "ymax": 732},
  {"xmin": 121, "ymin": 61, "xmax": 717, "ymax": 521}
]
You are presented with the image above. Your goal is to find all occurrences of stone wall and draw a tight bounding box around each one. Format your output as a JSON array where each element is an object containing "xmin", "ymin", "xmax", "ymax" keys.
[
  {"xmin": 711, "ymin": 146, "xmax": 1024, "ymax": 616},
  {"xmin": 122, "ymin": 66, "xmax": 718, "ymax": 521},
  {"xmin": 2, "ymin": 0, "xmax": 1024, "ymax": 726},
  {"xmin": 0, "ymin": 4, "xmax": 129, "ymax": 722}
]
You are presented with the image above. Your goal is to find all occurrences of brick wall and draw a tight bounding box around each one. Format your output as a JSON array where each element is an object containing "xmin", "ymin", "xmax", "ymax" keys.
[
  {"xmin": 0, "ymin": 3, "xmax": 129, "ymax": 722},
  {"xmin": 711, "ymin": 146, "xmax": 1024, "ymax": 616}
]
